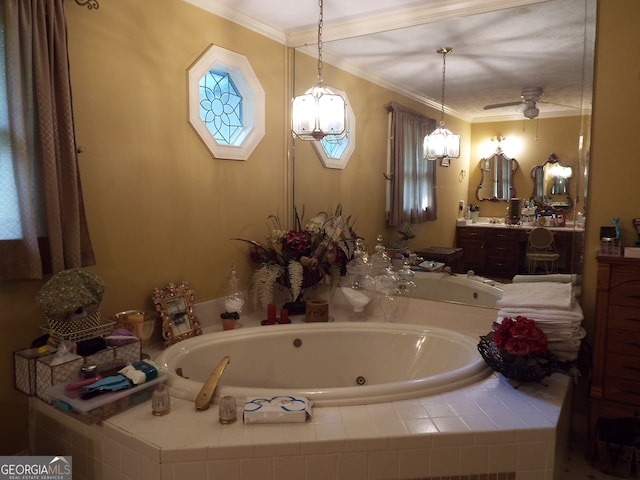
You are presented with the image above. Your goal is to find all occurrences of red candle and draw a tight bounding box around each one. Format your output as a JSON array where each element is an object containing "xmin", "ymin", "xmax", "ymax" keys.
[
  {"xmin": 267, "ymin": 303, "xmax": 276, "ymax": 322},
  {"xmin": 279, "ymin": 309, "xmax": 289, "ymax": 324}
]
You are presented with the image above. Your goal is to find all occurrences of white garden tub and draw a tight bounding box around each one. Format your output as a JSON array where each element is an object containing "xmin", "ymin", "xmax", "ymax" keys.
[
  {"xmin": 154, "ymin": 322, "xmax": 490, "ymax": 407},
  {"xmin": 411, "ymin": 271, "xmax": 503, "ymax": 307}
]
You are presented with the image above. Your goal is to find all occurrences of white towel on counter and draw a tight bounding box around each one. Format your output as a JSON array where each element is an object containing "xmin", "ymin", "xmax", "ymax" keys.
[
  {"xmin": 497, "ymin": 302, "xmax": 584, "ymax": 324},
  {"xmin": 497, "ymin": 282, "xmax": 574, "ymax": 310},
  {"xmin": 512, "ymin": 274, "xmax": 582, "ymax": 285},
  {"xmin": 495, "ymin": 315, "xmax": 585, "ymax": 362}
]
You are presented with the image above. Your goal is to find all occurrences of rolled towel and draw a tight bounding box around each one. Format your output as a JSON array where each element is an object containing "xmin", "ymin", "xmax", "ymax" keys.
[
  {"xmin": 497, "ymin": 282, "xmax": 574, "ymax": 310},
  {"xmin": 498, "ymin": 305, "xmax": 584, "ymax": 324},
  {"xmin": 512, "ymin": 274, "xmax": 582, "ymax": 285}
]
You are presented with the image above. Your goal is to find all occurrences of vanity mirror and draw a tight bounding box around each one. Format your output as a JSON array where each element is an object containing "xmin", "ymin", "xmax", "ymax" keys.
[
  {"xmin": 530, "ymin": 153, "xmax": 573, "ymax": 212},
  {"xmin": 152, "ymin": 281, "xmax": 202, "ymax": 347},
  {"xmin": 476, "ymin": 149, "xmax": 518, "ymax": 202}
]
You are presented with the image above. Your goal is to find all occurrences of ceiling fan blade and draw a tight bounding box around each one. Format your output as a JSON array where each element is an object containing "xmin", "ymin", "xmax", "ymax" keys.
[
  {"xmin": 483, "ymin": 100, "xmax": 524, "ymax": 110},
  {"xmin": 537, "ymin": 100, "xmax": 579, "ymax": 110}
]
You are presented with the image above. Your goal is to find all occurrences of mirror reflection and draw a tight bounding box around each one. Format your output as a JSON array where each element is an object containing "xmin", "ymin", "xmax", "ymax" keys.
[
  {"xmin": 476, "ymin": 149, "xmax": 519, "ymax": 202},
  {"xmin": 530, "ymin": 153, "xmax": 573, "ymax": 212},
  {"xmin": 292, "ymin": 1, "xmax": 595, "ymax": 306}
]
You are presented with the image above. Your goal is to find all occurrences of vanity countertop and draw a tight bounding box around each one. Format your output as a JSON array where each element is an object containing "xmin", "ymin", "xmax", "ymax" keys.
[{"xmin": 457, "ymin": 221, "xmax": 583, "ymax": 232}]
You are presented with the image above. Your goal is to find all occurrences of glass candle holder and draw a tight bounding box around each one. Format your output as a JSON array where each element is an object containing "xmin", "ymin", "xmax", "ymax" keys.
[
  {"xmin": 219, "ymin": 395, "xmax": 237, "ymax": 424},
  {"xmin": 152, "ymin": 384, "xmax": 171, "ymax": 416}
]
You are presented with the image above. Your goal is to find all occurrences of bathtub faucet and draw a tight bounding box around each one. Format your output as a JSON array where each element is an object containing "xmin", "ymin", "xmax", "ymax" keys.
[{"xmin": 195, "ymin": 356, "xmax": 230, "ymax": 411}]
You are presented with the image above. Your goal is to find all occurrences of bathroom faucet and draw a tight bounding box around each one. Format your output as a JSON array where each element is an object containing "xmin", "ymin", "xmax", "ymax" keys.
[
  {"xmin": 443, "ymin": 266, "xmax": 456, "ymax": 276},
  {"xmin": 195, "ymin": 356, "xmax": 230, "ymax": 411}
]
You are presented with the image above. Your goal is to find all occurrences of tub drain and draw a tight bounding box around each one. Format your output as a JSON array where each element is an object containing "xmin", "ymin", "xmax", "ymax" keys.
[{"xmin": 355, "ymin": 376, "xmax": 366, "ymax": 386}]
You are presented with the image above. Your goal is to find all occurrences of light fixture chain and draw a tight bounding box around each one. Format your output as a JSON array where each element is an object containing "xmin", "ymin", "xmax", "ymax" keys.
[
  {"xmin": 317, "ymin": 0, "xmax": 324, "ymax": 82},
  {"xmin": 440, "ymin": 50, "xmax": 446, "ymax": 123}
]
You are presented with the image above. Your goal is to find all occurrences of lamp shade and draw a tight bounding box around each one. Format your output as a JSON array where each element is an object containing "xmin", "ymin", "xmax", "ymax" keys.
[
  {"xmin": 292, "ymin": 84, "xmax": 346, "ymax": 141},
  {"xmin": 424, "ymin": 125, "xmax": 460, "ymax": 160}
]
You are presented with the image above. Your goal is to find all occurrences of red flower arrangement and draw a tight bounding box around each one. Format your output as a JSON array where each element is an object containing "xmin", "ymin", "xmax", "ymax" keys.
[
  {"xmin": 478, "ymin": 316, "xmax": 560, "ymax": 385},
  {"xmin": 492, "ymin": 316, "xmax": 547, "ymax": 357}
]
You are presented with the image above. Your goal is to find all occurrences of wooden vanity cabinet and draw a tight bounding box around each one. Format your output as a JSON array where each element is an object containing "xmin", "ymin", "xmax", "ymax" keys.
[
  {"xmin": 484, "ymin": 228, "xmax": 519, "ymax": 277},
  {"xmin": 456, "ymin": 227, "xmax": 485, "ymax": 273},
  {"xmin": 588, "ymin": 256, "xmax": 640, "ymax": 458},
  {"xmin": 455, "ymin": 225, "xmax": 583, "ymax": 278},
  {"xmin": 456, "ymin": 226, "xmax": 520, "ymax": 277}
]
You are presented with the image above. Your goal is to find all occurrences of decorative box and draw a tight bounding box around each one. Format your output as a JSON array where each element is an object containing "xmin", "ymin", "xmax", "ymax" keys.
[
  {"xmin": 83, "ymin": 347, "xmax": 115, "ymax": 367},
  {"xmin": 243, "ymin": 396, "xmax": 312, "ymax": 424},
  {"xmin": 113, "ymin": 339, "xmax": 142, "ymax": 365},
  {"xmin": 624, "ymin": 247, "xmax": 640, "ymax": 258},
  {"xmin": 13, "ymin": 347, "xmax": 53, "ymax": 396},
  {"xmin": 35, "ymin": 353, "xmax": 84, "ymax": 404}
]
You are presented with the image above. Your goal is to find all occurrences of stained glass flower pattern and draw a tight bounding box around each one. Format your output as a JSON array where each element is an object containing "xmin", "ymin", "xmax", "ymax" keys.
[{"xmin": 199, "ymin": 69, "xmax": 243, "ymax": 145}]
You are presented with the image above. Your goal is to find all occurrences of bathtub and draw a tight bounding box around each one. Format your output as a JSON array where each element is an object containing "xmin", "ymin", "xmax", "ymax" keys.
[
  {"xmin": 411, "ymin": 271, "xmax": 503, "ymax": 307},
  {"xmin": 154, "ymin": 322, "xmax": 490, "ymax": 407}
]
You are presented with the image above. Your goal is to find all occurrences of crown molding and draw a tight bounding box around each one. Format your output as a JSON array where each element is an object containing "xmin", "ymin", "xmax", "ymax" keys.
[
  {"xmin": 181, "ymin": 0, "xmax": 286, "ymax": 44},
  {"xmin": 286, "ymin": 0, "xmax": 549, "ymax": 47}
]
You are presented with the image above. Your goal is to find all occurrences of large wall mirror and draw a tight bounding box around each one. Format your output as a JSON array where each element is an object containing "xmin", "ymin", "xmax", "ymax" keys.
[
  {"xmin": 530, "ymin": 153, "xmax": 573, "ymax": 212},
  {"xmin": 291, "ymin": 0, "xmax": 595, "ymax": 305},
  {"xmin": 476, "ymin": 150, "xmax": 519, "ymax": 202}
]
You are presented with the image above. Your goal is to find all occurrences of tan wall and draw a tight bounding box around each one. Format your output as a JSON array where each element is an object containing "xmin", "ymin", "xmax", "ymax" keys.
[
  {"xmin": 1, "ymin": 0, "xmax": 638, "ymax": 455},
  {"xmin": 0, "ymin": 0, "xmax": 288, "ymax": 454},
  {"xmin": 582, "ymin": 0, "xmax": 640, "ymax": 331}
]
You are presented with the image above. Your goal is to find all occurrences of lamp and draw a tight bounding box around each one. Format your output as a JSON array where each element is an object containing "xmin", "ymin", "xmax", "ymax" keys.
[
  {"xmin": 424, "ymin": 47, "xmax": 460, "ymax": 161},
  {"xmin": 292, "ymin": 0, "xmax": 346, "ymax": 141}
]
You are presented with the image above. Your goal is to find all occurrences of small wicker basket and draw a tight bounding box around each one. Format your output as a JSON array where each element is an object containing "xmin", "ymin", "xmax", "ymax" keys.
[{"xmin": 43, "ymin": 304, "xmax": 113, "ymax": 343}]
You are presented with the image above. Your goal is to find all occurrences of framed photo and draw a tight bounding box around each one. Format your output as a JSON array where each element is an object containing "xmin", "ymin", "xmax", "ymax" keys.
[{"xmin": 152, "ymin": 281, "xmax": 202, "ymax": 347}]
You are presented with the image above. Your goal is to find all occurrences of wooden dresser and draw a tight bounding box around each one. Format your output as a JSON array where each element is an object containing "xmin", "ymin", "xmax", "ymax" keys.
[{"xmin": 589, "ymin": 256, "xmax": 640, "ymax": 457}]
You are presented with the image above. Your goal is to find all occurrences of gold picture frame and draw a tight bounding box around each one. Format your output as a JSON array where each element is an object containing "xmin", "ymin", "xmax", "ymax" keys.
[{"xmin": 152, "ymin": 281, "xmax": 202, "ymax": 347}]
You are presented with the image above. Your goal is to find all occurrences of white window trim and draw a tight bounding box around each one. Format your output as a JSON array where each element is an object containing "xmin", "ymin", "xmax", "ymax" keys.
[{"xmin": 187, "ymin": 45, "xmax": 265, "ymax": 161}]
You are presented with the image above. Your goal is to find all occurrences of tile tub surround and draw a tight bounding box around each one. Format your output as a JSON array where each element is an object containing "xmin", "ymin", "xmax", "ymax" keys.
[{"xmin": 29, "ymin": 294, "xmax": 572, "ymax": 480}]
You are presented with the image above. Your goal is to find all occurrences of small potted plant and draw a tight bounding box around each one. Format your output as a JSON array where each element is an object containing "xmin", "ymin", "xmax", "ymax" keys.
[{"xmin": 220, "ymin": 311, "xmax": 240, "ymax": 331}]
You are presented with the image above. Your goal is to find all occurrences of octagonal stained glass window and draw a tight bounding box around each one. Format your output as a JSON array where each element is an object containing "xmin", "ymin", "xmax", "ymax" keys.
[
  {"xmin": 199, "ymin": 69, "xmax": 243, "ymax": 145},
  {"xmin": 188, "ymin": 45, "xmax": 265, "ymax": 161}
]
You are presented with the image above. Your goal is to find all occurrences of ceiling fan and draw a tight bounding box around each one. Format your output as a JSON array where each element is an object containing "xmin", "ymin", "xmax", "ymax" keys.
[{"xmin": 483, "ymin": 87, "xmax": 545, "ymax": 119}]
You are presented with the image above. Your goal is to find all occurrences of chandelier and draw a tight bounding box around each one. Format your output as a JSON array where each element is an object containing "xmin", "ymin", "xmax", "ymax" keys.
[
  {"xmin": 291, "ymin": 0, "xmax": 347, "ymax": 141},
  {"xmin": 424, "ymin": 47, "xmax": 460, "ymax": 162}
]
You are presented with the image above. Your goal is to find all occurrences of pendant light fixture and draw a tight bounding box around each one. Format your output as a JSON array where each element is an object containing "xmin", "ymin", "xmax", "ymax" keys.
[
  {"xmin": 291, "ymin": 0, "xmax": 346, "ymax": 141},
  {"xmin": 424, "ymin": 47, "xmax": 460, "ymax": 161}
]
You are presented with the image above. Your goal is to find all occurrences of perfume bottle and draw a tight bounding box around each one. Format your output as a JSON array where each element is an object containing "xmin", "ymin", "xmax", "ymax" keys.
[{"xmin": 224, "ymin": 264, "xmax": 246, "ymax": 314}]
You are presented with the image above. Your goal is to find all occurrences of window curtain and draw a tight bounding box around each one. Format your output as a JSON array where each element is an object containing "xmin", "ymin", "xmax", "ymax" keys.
[
  {"xmin": 386, "ymin": 103, "xmax": 437, "ymax": 226},
  {"xmin": 0, "ymin": 0, "xmax": 95, "ymax": 281}
]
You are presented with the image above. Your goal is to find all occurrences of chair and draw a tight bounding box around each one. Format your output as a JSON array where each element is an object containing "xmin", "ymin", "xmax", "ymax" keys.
[{"xmin": 526, "ymin": 227, "xmax": 560, "ymax": 274}]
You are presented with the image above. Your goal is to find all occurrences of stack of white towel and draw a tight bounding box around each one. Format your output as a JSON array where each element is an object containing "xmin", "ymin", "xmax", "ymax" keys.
[{"xmin": 496, "ymin": 280, "xmax": 585, "ymax": 361}]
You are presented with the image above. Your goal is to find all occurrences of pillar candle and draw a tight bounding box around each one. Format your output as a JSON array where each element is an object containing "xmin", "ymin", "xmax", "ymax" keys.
[{"xmin": 267, "ymin": 303, "xmax": 276, "ymax": 323}]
